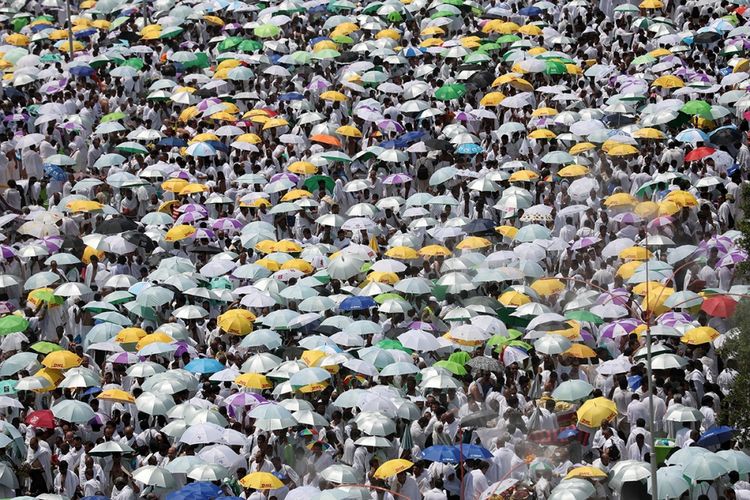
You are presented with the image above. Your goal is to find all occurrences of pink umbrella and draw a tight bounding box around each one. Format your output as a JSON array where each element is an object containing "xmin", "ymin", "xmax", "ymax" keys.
[{"xmin": 383, "ymin": 173, "xmax": 412, "ymax": 185}]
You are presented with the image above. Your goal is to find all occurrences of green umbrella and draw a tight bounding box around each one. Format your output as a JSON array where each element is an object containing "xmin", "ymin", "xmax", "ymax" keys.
[
  {"xmin": 478, "ymin": 42, "xmax": 503, "ymax": 52},
  {"xmin": 40, "ymin": 53, "xmax": 62, "ymax": 63},
  {"xmin": 448, "ymin": 351, "xmax": 471, "ymax": 365},
  {"xmin": 0, "ymin": 315, "xmax": 28, "ymax": 335},
  {"xmin": 434, "ymin": 83, "xmax": 466, "ymax": 101},
  {"xmin": 374, "ymin": 293, "xmax": 405, "ymax": 304},
  {"xmin": 31, "ymin": 341, "xmax": 63, "ymax": 354},
  {"xmin": 115, "ymin": 142, "xmax": 149, "ymax": 154},
  {"xmin": 290, "ymin": 51, "xmax": 313, "ymax": 64},
  {"xmin": 496, "ymin": 35, "xmax": 519, "ymax": 44},
  {"xmin": 430, "ymin": 10, "xmax": 456, "ymax": 18},
  {"xmin": 218, "ymin": 36, "xmax": 243, "ymax": 52},
  {"xmin": 362, "ymin": 3, "xmax": 383, "ymax": 14},
  {"xmin": 631, "ymin": 54, "xmax": 656, "ymax": 66},
  {"xmin": 435, "ymin": 360, "xmax": 468, "ymax": 376},
  {"xmin": 103, "ymin": 290, "xmax": 134, "ymax": 304},
  {"xmin": 31, "ymin": 289, "xmax": 63, "ymax": 305},
  {"xmin": 376, "ymin": 339, "xmax": 412, "ymax": 353},
  {"xmin": 254, "ymin": 24, "xmax": 281, "ymax": 38},
  {"xmin": 160, "ymin": 26, "xmax": 184, "ymax": 39},
  {"xmin": 681, "ymin": 99, "xmax": 712, "ymax": 119},
  {"xmin": 210, "ymin": 277, "xmax": 232, "ymax": 290},
  {"xmin": 303, "ymin": 175, "xmax": 335, "ymax": 193},
  {"xmin": 443, "ymin": 0, "xmax": 464, "ymax": 5},
  {"xmin": 239, "ymin": 39, "xmax": 263, "ymax": 52},
  {"xmin": 313, "ymin": 49, "xmax": 341, "ymax": 59},
  {"xmin": 388, "ymin": 11, "xmax": 403, "ymax": 22},
  {"xmin": 464, "ymin": 52, "xmax": 491, "ymax": 63},
  {"xmin": 183, "ymin": 52, "xmax": 210, "ymax": 69},
  {"xmin": 544, "ymin": 60, "xmax": 567, "ymax": 75},
  {"xmin": 120, "ymin": 58, "xmax": 144, "ymax": 70},
  {"xmin": 565, "ymin": 310, "xmax": 603, "ymax": 325},
  {"xmin": 101, "ymin": 112, "xmax": 126, "ymax": 123}
]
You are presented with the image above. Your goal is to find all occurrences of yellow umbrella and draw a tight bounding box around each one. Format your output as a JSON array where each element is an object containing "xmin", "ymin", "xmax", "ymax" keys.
[
  {"xmin": 191, "ymin": 132, "xmax": 220, "ymax": 142},
  {"xmin": 531, "ymin": 107, "xmax": 557, "ymax": 117},
  {"xmin": 456, "ymin": 236, "xmax": 492, "ymax": 250},
  {"xmin": 527, "ymin": 47, "xmax": 547, "ymax": 56},
  {"xmin": 549, "ymin": 321, "xmax": 581, "ymax": 340},
  {"xmin": 203, "ymin": 15, "xmax": 225, "ymax": 26},
  {"xmin": 640, "ymin": 0, "xmax": 664, "ymax": 8},
  {"xmin": 569, "ymin": 142, "xmax": 596, "ymax": 155},
  {"xmin": 236, "ymin": 133, "xmax": 262, "ymax": 144},
  {"xmin": 385, "ymin": 246, "xmax": 419, "ymax": 259},
  {"xmin": 66, "ymin": 200, "xmax": 104, "ymax": 213},
  {"xmin": 619, "ymin": 246, "xmax": 652, "ymax": 261},
  {"xmin": 179, "ymin": 183, "xmax": 208, "ymax": 196},
  {"xmin": 82, "ymin": 246, "xmax": 104, "ymax": 264},
  {"xmin": 336, "ymin": 125, "xmax": 362, "ymax": 137},
  {"xmin": 459, "ymin": 36, "xmax": 481, "ymax": 49},
  {"xmin": 280, "ymin": 258, "xmax": 314, "ymax": 273},
  {"xmin": 479, "ymin": 92, "xmax": 505, "ymax": 107},
  {"xmin": 5, "ymin": 34, "xmax": 29, "ymax": 46},
  {"xmin": 235, "ymin": 373, "xmax": 272, "ymax": 389},
  {"xmin": 255, "ymin": 240, "xmax": 278, "ymax": 254},
  {"xmin": 165, "ymin": 224, "xmax": 196, "ymax": 242},
  {"xmin": 218, "ymin": 309, "xmax": 256, "ymax": 335},
  {"xmin": 566, "ymin": 64, "xmax": 582, "ymax": 75},
  {"xmin": 665, "ymin": 190, "xmax": 698, "ymax": 207},
  {"xmin": 375, "ymin": 29, "xmax": 401, "ymax": 40},
  {"xmin": 529, "ymin": 129, "xmax": 557, "ymax": 140},
  {"xmin": 681, "ymin": 326, "xmax": 720, "ymax": 345},
  {"xmin": 419, "ymin": 245, "xmax": 452, "ymax": 258},
  {"xmin": 558, "ymin": 165, "xmax": 589, "ymax": 177},
  {"xmin": 320, "ymin": 90, "xmax": 348, "ymax": 102},
  {"xmin": 59, "ymin": 41, "xmax": 85, "ymax": 52},
  {"xmin": 49, "ymin": 29, "xmax": 70, "ymax": 40},
  {"xmin": 632, "ymin": 128, "xmax": 666, "ymax": 140},
  {"xmin": 262, "ymin": 117, "xmax": 289, "ymax": 130},
  {"xmin": 374, "ymin": 459, "xmax": 414, "ymax": 479},
  {"xmin": 302, "ymin": 349, "xmax": 327, "ymax": 367},
  {"xmin": 518, "ymin": 24, "xmax": 542, "ymax": 35},
  {"xmin": 509, "ymin": 170, "xmax": 539, "ymax": 182},
  {"xmin": 604, "ymin": 193, "xmax": 637, "ymax": 207},
  {"xmin": 419, "ymin": 38, "xmax": 444, "ymax": 48},
  {"xmin": 162, "ymin": 178, "xmax": 189, "ymax": 193},
  {"xmin": 652, "ymin": 75, "xmax": 684, "ymax": 88},
  {"xmin": 334, "ymin": 22, "xmax": 359, "ymax": 35},
  {"xmin": 659, "ymin": 200, "xmax": 682, "ymax": 216},
  {"xmin": 634, "ymin": 201, "xmax": 659, "ymax": 218},
  {"xmin": 649, "ymin": 48, "xmax": 672, "ymax": 58},
  {"xmin": 366, "ymin": 271, "xmax": 400, "ymax": 284},
  {"xmin": 498, "ymin": 290, "xmax": 530, "ymax": 307},
  {"xmin": 179, "ymin": 107, "xmax": 199, "ymax": 122},
  {"xmin": 616, "ymin": 260, "xmax": 642, "ymax": 279},
  {"xmin": 495, "ymin": 225, "xmax": 518, "ymax": 239},
  {"xmin": 420, "ymin": 26, "xmax": 445, "ymax": 36},
  {"xmin": 274, "ymin": 240, "xmax": 302, "ymax": 253},
  {"xmin": 91, "ymin": 20, "xmax": 110, "ymax": 29},
  {"xmin": 239, "ymin": 472, "xmax": 283, "ymax": 490},
  {"xmin": 114, "ymin": 327, "xmax": 147, "ymax": 343},
  {"xmin": 633, "ymin": 281, "xmax": 667, "ymax": 296},
  {"xmin": 255, "ymin": 258, "xmax": 280, "ymax": 271},
  {"xmin": 97, "ymin": 389, "xmax": 136, "ymax": 403},
  {"xmin": 566, "ymin": 466, "xmax": 608, "ymax": 480},
  {"xmin": 281, "ymin": 189, "xmax": 313, "ymax": 202},
  {"xmin": 642, "ymin": 287, "xmax": 673, "ymax": 314},
  {"xmin": 531, "ymin": 278, "xmax": 565, "ymax": 297},
  {"xmin": 576, "ymin": 397, "xmax": 617, "ymax": 427},
  {"xmin": 35, "ymin": 368, "xmax": 63, "ymax": 391},
  {"xmin": 42, "ymin": 351, "xmax": 81, "ymax": 370},
  {"xmin": 288, "ymin": 161, "xmax": 318, "ymax": 175},
  {"xmin": 607, "ymin": 144, "xmax": 639, "ymax": 156},
  {"xmin": 136, "ymin": 332, "xmax": 174, "ymax": 351},
  {"xmin": 564, "ymin": 343, "xmax": 597, "ymax": 359}
]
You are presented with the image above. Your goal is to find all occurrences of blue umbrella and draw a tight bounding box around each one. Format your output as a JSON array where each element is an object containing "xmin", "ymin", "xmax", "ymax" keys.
[
  {"xmin": 70, "ymin": 65, "xmax": 95, "ymax": 77},
  {"xmin": 82, "ymin": 496, "xmax": 109, "ymax": 500},
  {"xmin": 339, "ymin": 296, "xmax": 376, "ymax": 311},
  {"xmin": 456, "ymin": 143, "xmax": 484, "ymax": 155},
  {"xmin": 557, "ymin": 428, "xmax": 578, "ymax": 440},
  {"xmin": 44, "ymin": 164, "xmax": 67, "ymax": 181},
  {"xmin": 83, "ymin": 386, "xmax": 102, "ymax": 397},
  {"xmin": 166, "ymin": 482, "xmax": 223, "ymax": 500},
  {"xmin": 519, "ymin": 6, "xmax": 542, "ymax": 16},
  {"xmin": 419, "ymin": 445, "xmax": 460, "ymax": 463},
  {"xmin": 461, "ymin": 444, "xmax": 492, "ymax": 460},
  {"xmin": 205, "ymin": 140, "xmax": 229, "ymax": 153},
  {"xmin": 280, "ymin": 92, "xmax": 304, "ymax": 101},
  {"xmin": 698, "ymin": 426, "xmax": 735, "ymax": 447},
  {"xmin": 401, "ymin": 46, "xmax": 424, "ymax": 57},
  {"xmin": 184, "ymin": 358, "xmax": 225, "ymax": 374},
  {"xmin": 158, "ymin": 137, "xmax": 188, "ymax": 147}
]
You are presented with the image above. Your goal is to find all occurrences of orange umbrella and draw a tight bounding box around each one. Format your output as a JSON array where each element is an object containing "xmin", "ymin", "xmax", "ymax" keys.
[{"xmin": 310, "ymin": 134, "xmax": 342, "ymax": 147}]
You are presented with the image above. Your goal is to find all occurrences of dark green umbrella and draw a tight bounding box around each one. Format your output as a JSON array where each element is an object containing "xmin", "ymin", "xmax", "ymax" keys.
[
  {"xmin": 544, "ymin": 60, "xmax": 567, "ymax": 75},
  {"xmin": 565, "ymin": 310, "xmax": 603, "ymax": 325},
  {"xmin": 120, "ymin": 58, "xmax": 144, "ymax": 70},
  {"xmin": 303, "ymin": 175, "xmax": 335, "ymax": 192},
  {"xmin": 218, "ymin": 36, "xmax": 243, "ymax": 52},
  {"xmin": 239, "ymin": 39, "xmax": 263, "ymax": 52},
  {"xmin": 434, "ymin": 83, "xmax": 466, "ymax": 101},
  {"xmin": 376, "ymin": 339, "xmax": 412, "ymax": 353}
]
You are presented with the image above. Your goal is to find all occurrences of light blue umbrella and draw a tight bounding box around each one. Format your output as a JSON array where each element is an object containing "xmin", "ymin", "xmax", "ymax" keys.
[
  {"xmin": 514, "ymin": 224, "xmax": 552, "ymax": 242},
  {"xmin": 51, "ymin": 400, "xmax": 95, "ymax": 423},
  {"xmin": 552, "ymin": 380, "xmax": 594, "ymax": 402},
  {"xmin": 45, "ymin": 154, "xmax": 76, "ymax": 166},
  {"xmin": 289, "ymin": 367, "xmax": 331, "ymax": 390},
  {"xmin": 647, "ymin": 465, "xmax": 690, "ymax": 500},
  {"xmin": 23, "ymin": 271, "xmax": 61, "ymax": 290},
  {"xmin": 0, "ymin": 353, "xmax": 39, "ymax": 377},
  {"xmin": 93, "ymin": 153, "xmax": 126, "ymax": 168},
  {"xmin": 185, "ymin": 142, "xmax": 216, "ymax": 157},
  {"xmin": 681, "ymin": 454, "xmax": 730, "ymax": 481}
]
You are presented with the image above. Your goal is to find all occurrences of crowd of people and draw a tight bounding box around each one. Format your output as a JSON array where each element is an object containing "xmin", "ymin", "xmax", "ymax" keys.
[{"xmin": 0, "ymin": 0, "xmax": 747, "ymax": 497}]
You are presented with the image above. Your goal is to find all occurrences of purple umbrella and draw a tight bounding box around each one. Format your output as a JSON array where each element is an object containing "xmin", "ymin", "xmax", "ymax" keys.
[
  {"xmin": 596, "ymin": 288, "xmax": 630, "ymax": 306},
  {"xmin": 718, "ymin": 250, "xmax": 747, "ymax": 267},
  {"xmin": 612, "ymin": 212, "xmax": 642, "ymax": 225},
  {"xmin": 168, "ymin": 170, "xmax": 191, "ymax": 180},
  {"xmin": 377, "ymin": 119, "xmax": 405, "ymax": 133},
  {"xmin": 0, "ymin": 245, "xmax": 15, "ymax": 260},
  {"xmin": 212, "ymin": 218, "xmax": 243, "ymax": 232},
  {"xmin": 196, "ymin": 97, "xmax": 222, "ymax": 111},
  {"xmin": 571, "ymin": 237, "xmax": 601, "ymax": 251},
  {"xmin": 600, "ymin": 319, "xmax": 642, "ymax": 339},
  {"xmin": 194, "ymin": 228, "xmax": 216, "ymax": 240},
  {"xmin": 176, "ymin": 212, "xmax": 206, "ymax": 224},
  {"xmin": 307, "ymin": 77, "xmax": 331, "ymax": 91},
  {"xmin": 178, "ymin": 203, "xmax": 209, "ymax": 216},
  {"xmin": 647, "ymin": 216, "xmax": 674, "ymax": 229},
  {"xmin": 270, "ymin": 172, "xmax": 299, "ymax": 184},
  {"xmin": 0, "ymin": 302, "xmax": 16, "ymax": 314},
  {"xmin": 656, "ymin": 311, "xmax": 693, "ymax": 326},
  {"xmin": 383, "ymin": 173, "xmax": 412, "ymax": 185}
]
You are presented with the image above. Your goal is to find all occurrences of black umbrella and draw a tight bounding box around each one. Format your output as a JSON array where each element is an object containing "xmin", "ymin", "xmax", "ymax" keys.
[
  {"xmin": 97, "ymin": 217, "xmax": 138, "ymax": 234},
  {"xmin": 424, "ymin": 139, "xmax": 452, "ymax": 151},
  {"xmin": 460, "ymin": 409, "xmax": 498, "ymax": 428},
  {"xmin": 121, "ymin": 231, "xmax": 156, "ymax": 251},
  {"xmin": 190, "ymin": 245, "xmax": 222, "ymax": 254},
  {"xmin": 466, "ymin": 71, "xmax": 495, "ymax": 89},
  {"xmin": 462, "ymin": 218, "xmax": 496, "ymax": 235},
  {"xmin": 710, "ymin": 126, "xmax": 741, "ymax": 146}
]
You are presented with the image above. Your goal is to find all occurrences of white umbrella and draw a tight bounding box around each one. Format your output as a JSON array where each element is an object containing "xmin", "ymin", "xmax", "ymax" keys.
[
  {"xmin": 187, "ymin": 463, "xmax": 229, "ymax": 482},
  {"xmin": 132, "ymin": 466, "xmax": 175, "ymax": 489}
]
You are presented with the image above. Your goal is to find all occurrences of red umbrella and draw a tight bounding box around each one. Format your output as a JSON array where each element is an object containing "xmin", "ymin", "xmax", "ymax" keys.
[
  {"xmin": 25, "ymin": 409, "xmax": 55, "ymax": 429},
  {"xmin": 701, "ymin": 295, "xmax": 737, "ymax": 318},
  {"xmin": 685, "ymin": 146, "xmax": 716, "ymax": 162}
]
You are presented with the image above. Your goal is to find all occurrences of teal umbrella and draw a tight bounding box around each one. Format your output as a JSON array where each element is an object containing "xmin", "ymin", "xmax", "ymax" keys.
[
  {"xmin": 0, "ymin": 380, "xmax": 17, "ymax": 395},
  {"xmin": 51, "ymin": 400, "xmax": 96, "ymax": 423},
  {"xmin": 551, "ymin": 380, "xmax": 594, "ymax": 402},
  {"xmin": 218, "ymin": 36, "xmax": 243, "ymax": 51},
  {"xmin": 565, "ymin": 310, "xmax": 603, "ymax": 324}
]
